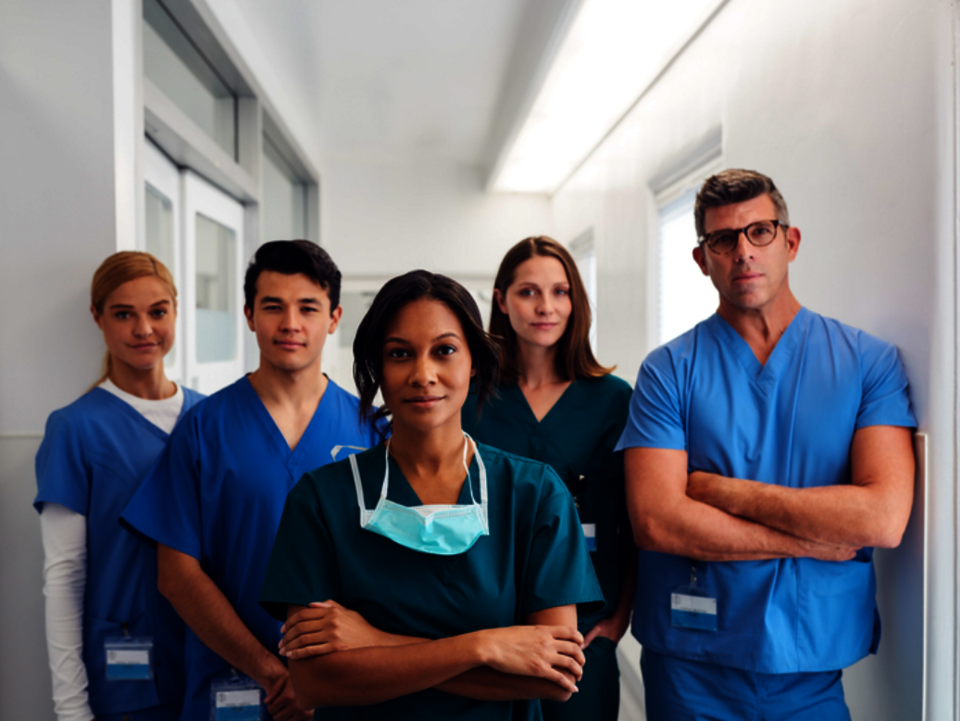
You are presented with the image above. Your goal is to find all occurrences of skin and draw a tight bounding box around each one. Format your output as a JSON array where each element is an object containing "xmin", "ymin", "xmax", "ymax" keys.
[
  {"xmin": 282, "ymin": 298, "xmax": 584, "ymax": 708},
  {"xmin": 158, "ymin": 270, "xmax": 342, "ymax": 721},
  {"xmin": 495, "ymin": 255, "xmax": 572, "ymax": 420},
  {"xmin": 627, "ymin": 193, "xmax": 914, "ymax": 561},
  {"xmin": 91, "ymin": 275, "xmax": 178, "ymax": 400}
]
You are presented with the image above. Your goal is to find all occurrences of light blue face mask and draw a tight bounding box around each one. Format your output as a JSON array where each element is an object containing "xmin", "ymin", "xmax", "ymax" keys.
[{"xmin": 349, "ymin": 433, "xmax": 489, "ymax": 556}]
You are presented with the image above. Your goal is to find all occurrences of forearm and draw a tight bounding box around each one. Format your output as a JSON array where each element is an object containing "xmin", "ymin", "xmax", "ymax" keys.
[
  {"xmin": 40, "ymin": 505, "xmax": 95, "ymax": 721},
  {"xmin": 290, "ymin": 636, "xmax": 483, "ymax": 707},
  {"xmin": 157, "ymin": 545, "xmax": 281, "ymax": 688},
  {"xmin": 690, "ymin": 473, "xmax": 903, "ymax": 547},
  {"xmin": 437, "ymin": 667, "xmax": 572, "ymax": 702}
]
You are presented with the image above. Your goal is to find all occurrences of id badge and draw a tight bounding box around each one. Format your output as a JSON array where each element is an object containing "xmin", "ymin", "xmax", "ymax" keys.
[
  {"xmin": 671, "ymin": 562, "xmax": 717, "ymax": 631},
  {"xmin": 211, "ymin": 671, "xmax": 262, "ymax": 721},
  {"xmin": 104, "ymin": 637, "xmax": 153, "ymax": 681},
  {"xmin": 581, "ymin": 523, "xmax": 597, "ymax": 552}
]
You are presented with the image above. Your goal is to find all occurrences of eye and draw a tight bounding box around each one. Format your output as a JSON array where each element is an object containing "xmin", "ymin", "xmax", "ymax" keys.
[
  {"xmin": 386, "ymin": 347, "xmax": 410, "ymax": 359},
  {"xmin": 555, "ymin": 287, "xmax": 569, "ymax": 297},
  {"xmin": 517, "ymin": 288, "xmax": 536, "ymax": 297},
  {"xmin": 151, "ymin": 309, "xmax": 168, "ymax": 318},
  {"xmin": 301, "ymin": 305, "xmax": 319, "ymax": 313},
  {"xmin": 114, "ymin": 311, "xmax": 131, "ymax": 320},
  {"xmin": 435, "ymin": 344, "xmax": 457, "ymax": 356}
]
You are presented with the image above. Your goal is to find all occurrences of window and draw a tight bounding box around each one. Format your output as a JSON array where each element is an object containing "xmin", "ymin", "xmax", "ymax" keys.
[
  {"xmin": 657, "ymin": 188, "xmax": 717, "ymax": 345},
  {"xmin": 570, "ymin": 229, "xmax": 598, "ymax": 353},
  {"xmin": 262, "ymin": 135, "xmax": 307, "ymax": 241}
]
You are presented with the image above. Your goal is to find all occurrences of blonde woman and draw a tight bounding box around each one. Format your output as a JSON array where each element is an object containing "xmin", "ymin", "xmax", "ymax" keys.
[{"xmin": 34, "ymin": 252, "xmax": 204, "ymax": 721}]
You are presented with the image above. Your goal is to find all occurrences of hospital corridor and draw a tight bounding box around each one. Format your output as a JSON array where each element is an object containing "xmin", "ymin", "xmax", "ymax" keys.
[{"xmin": 0, "ymin": 0, "xmax": 955, "ymax": 719}]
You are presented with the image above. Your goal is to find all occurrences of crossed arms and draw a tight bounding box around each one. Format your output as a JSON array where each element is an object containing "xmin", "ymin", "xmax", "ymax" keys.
[{"xmin": 625, "ymin": 425, "xmax": 915, "ymax": 562}]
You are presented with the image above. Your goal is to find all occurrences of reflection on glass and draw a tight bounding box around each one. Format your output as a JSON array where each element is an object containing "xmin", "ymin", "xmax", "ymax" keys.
[
  {"xmin": 143, "ymin": 0, "xmax": 236, "ymax": 157},
  {"xmin": 262, "ymin": 136, "xmax": 306, "ymax": 241},
  {"xmin": 195, "ymin": 214, "xmax": 236, "ymax": 362},
  {"xmin": 146, "ymin": 183, "xmax": 177, "ymax": 372}
]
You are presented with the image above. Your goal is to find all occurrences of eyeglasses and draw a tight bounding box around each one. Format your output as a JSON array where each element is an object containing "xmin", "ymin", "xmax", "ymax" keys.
[{"xmin": 698, "ymin": 220, "xmax": 786, "ymax": 254}]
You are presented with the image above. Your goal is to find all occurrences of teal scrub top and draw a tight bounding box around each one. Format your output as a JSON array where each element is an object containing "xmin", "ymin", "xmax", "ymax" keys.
[
  {"xmin": 259, "ymin": 442, "xmax": 604, "ymax": 721},
  {"xmin": 461, "ymin": 375, "xmax": 633, "ymax": 632}
]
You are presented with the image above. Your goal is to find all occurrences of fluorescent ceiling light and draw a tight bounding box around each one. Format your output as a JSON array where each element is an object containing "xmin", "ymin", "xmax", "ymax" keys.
[{"xmin": 492, "ymin": 0, "xmax": 716, "ymax": 194}]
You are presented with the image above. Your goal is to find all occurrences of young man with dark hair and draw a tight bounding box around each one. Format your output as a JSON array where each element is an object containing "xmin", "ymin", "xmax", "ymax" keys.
[
  {"xmin": 618, "ymin": 170, "xmax": 916, "ymax": 720},
  {"xmin": 123, "ymin": 240, "xmax": 379, "ymax": 721}
]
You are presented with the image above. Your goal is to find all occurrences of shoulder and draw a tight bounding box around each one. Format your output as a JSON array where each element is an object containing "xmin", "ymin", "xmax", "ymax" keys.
[
  {"xmin": 42, "ymin": 389, "xmax": 114, "ymax": 438},
  {"xmin": 576, "ymin": 373, "xmax": 633, "ymax": 399},
  {"xmin": 805, "ymin": 310, "xmax": 904, "ymax": 368},
  {"xmin": 181, "ymin": 386, "xmax": 206, "ymax": 410},
  {"xmin": 477, "ymin": 442, "xmax": 566, "ymax": 498}
]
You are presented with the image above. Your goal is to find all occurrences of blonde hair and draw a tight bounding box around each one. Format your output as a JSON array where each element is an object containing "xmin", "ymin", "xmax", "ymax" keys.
[{"xmin": 90, "ymin": 251, "xmax": 177, "ymax": 387}]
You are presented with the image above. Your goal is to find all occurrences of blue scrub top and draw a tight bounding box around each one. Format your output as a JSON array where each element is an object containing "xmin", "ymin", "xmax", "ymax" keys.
[
  {"xmin": 34, "ymin": 386, "xmax": 204, "ymax": 718},
  {"xmin": 259, "ymin": 442, "xmax": 604, "ymax": 721},
  {"xmin": 461, "ymin": 375, "xmax": 633, "ymax": 633},
  {"xmin": 616, "ymin": 308, "xmax": 916, "ymax": 673},
  {"xmin": 121, "ymin": 376, "xmax": 379, "ymax": 721}
]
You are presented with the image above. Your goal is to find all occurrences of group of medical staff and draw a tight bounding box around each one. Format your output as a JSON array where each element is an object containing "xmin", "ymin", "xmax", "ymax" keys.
[
  {"xmin": 35, "ymin": 230, "xmax": 632, "ymax": 721},
  {"xmin": 34, "ymin": 168, "xmax": 917, "ymax": 721}
]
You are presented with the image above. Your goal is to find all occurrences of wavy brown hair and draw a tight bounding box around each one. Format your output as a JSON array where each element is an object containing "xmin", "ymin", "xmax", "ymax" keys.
[
  {"xmin": 489, "ymin": 236, "xmax": 612, "ymax": 384},
  {"xmin": 90, "ymin": 251, "xmax": 177, "ymax": 387}
]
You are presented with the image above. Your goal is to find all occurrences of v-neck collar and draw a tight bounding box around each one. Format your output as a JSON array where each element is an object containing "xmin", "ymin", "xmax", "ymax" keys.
[
  {"xmin": 506, "ymin": 380, "xmax": 579, "ymax": 427},
  {"xmin": 711, "ymin": 308, "xmax": 810, "ymax": 396},
  {"xmin": 90, "ymin": 386, "xmax": 182, "ymax": 440},
  {"xmin": 240, "ymin": 375, "xmax": 337, "ymax": 472},
  {"xmin": 382, "ymin": 443, "xmax": 481, "ymax": 508}
]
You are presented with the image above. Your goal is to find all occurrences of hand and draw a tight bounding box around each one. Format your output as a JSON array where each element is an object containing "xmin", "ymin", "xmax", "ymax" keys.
[
  {"xmin": 263, "ymin": 668, "xmax": 312, "ymax": 721},
  {"xmin": 280, "ymin": 600, "xmax": 387, "ymax": 660},
  {"xmin": 582, "ymin": 614, "xmax": 628, "ymax": 648},
  {"xmin": 477, "ymin": 625, "xmax": 585, "ymax": 693}
]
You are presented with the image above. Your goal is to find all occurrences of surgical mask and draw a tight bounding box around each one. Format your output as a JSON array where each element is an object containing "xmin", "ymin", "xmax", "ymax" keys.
[{"xmin": 349, "ymin": 433, "xmax": 489, "ymax": 555}]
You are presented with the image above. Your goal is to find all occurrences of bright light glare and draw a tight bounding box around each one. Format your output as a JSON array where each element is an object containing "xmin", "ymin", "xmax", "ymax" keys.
[{"xmin": 493, "ymin": 0, "xmax": 714, "ymax": 194}]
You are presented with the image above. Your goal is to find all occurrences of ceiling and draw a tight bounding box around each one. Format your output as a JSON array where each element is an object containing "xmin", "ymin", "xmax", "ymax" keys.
[{"xmin": 228, "ymin": 0, "xmax": 551, "ymax": 166}]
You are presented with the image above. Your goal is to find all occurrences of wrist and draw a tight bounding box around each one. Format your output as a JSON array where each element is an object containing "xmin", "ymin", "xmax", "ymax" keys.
[
  {"xmin": 469, "ymin": 630, "xmax": 495, "ymax": 667},
  {"xmin": 252, "ymin": 652, "xmax": 286, "ymax": 689}
]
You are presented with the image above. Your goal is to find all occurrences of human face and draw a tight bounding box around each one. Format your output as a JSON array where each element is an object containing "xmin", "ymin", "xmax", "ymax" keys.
[
  {"xmin": 693, "ymin": 193, "xmax": 801, "ymax": 313},
  {"xmin": 92, "ymin": 276, "xmax": 176, "ymax": 373},
  {"xmin": 496, "ymin": 255, "xmax": 572, "ymax": 351},
  {"xmin": 245, "ymin": 271, "xmax": 342, "ymax": 374},
  {"xmin": 381, "ymin": 299, "xmax": 474, "ymax": 436}
]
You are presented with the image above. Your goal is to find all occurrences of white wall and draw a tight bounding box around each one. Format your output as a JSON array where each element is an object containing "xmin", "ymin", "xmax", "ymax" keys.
[
  {"xmin": 551, "ymin": 1, "xmax": 955, "ymax": 719},
  {"xmin": 0, "ymin": 0, "xmax": 131, "ymax": 717}
]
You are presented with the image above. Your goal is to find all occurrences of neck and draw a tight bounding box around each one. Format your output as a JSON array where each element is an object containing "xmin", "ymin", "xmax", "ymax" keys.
[
  {"xmin": 388, "ymin": 417, "xmax": 470, "ymax": 489},
  {"xmin": 516, "ymin": 341, "xmax": 562, "ymax": 388},
  {"xmin": 108, "ymin": 361, "xmax": 176, "ymax": 400},
  {"xmin": 717, "ymin": 288, "xmax": 802, "ymax": 365},
  {"xmin": 247, "ymin": 356, "xmax": 328, "ymax": 409}
]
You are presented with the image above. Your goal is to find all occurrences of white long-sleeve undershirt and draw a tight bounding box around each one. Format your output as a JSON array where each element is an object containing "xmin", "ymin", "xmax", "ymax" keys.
[{"xmin": 41, "ymin": 382, "xmax": 184, "ymax": 721}]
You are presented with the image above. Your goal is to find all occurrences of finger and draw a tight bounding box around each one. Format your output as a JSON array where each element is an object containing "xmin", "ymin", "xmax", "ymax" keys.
[
  {"xmin": 308, "ymin": 601, "xmax": 335, "ymax": 609},
  {"xmin": 546, "ymin": 667, "xmax": 578, "ymax": 693},
  {"xmin": 281, "ymin": 607, "xmax": 328, "ymax": 634},
  {"xmin": 284, "ymin": 629, "xmax": 333, "ymax": 652},
  {"xmin": 553, "ymin": 653, "xmax": 585, "ymax": 681},
  {"xmin": 556, "ymin": 641, "xmax": 586, "ymax": 667},
  {"xmin": 581, "ymin": 625, "xmax": 600, "ymax": 649},
  {"xmin": 286, "ymin": 643, "xmax": 338, "ymax": 660}
]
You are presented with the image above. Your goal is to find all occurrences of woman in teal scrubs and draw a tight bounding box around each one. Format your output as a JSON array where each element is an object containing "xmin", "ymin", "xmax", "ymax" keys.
[
  {"xmin": 461, "ymin": 236, "xmax": 636, "ymax": 721},
  {"xmin": 259, "ymin": 270, "xmax": 603, "ymax": 720}
]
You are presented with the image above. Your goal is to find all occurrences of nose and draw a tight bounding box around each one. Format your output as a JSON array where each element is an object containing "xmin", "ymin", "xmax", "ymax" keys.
[
  {"xmin": 279, "ymin": 306, "xmax": 301, "ymax": 332},
  {"xmin": 133, "ymin": 314, "xmax": 153, "ymax": 337},
  {"xmin": 536, "ymin": 293, "xmax": 554, "ymax": 316},
  {"xmin": 730, "ymin": 231, "xmax": 754, "ymax": 262},
  {"xmin": 410, "ymin": 353, "xmax": 437, "ymax": 388}
]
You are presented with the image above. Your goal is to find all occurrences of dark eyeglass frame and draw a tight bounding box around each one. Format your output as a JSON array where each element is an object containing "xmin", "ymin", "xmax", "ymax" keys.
[{"xmin": 698, "ymin": 219, "xmax": 787, "ymax": 254}]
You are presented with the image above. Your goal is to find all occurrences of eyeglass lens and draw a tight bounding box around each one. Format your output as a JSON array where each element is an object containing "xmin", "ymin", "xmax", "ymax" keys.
[{"xmin": 706, "ymin": 221, "xmax": 778, "ymax": 252}]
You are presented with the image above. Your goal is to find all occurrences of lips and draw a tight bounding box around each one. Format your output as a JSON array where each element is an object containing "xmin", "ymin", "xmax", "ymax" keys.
[
  {"xmin": 403, "ymin": 395, "xmax": 444, "ymax": 408},
  {"xmin": 531, "ymin": 323, "xmax": 558, "ymax": 329},
  {"xmin": 274, "ymin": 340, "xmax": 305, "ymax": 349}
]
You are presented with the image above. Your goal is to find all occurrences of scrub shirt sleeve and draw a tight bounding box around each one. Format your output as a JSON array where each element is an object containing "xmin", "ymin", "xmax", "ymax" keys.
[
  {"xmin": 119, "ymin": 414, "xmax": 204, "ymax": 559},
  {"xmin": 856, "ymin": 334, "xmax": 917, "ymax": 429},
  {"xmin": 521, "ymin": 466, "xmax": 605, "ymax": 618},
  {"xmin": 35, "ymin": 410, "xmax": 89, "ymax": 516},
  {"xmin": 259, "ymin": 481, "xmax": 341, "ymax": 622},
  {"xmin": 615, "ymin": 349, "xmax": 686, "ymax": 452}
]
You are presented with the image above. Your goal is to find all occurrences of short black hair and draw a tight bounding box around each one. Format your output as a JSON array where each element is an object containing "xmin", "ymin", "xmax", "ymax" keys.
[
  {"xmin": 243, "ymin": 240, "xmax": 341, "ymax": 313},
  {"xmin": 353, "ymin": 270, "xmax": 500, "ymax": 439}
]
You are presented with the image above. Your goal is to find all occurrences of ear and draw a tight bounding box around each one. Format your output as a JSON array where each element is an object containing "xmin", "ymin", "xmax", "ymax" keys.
[
  {"xmin": 327, "ymin": 305, "xmax": 344, "ymax": 335},
  {"xmin": 692, "ymin": 246, "xmax": 710, "ymax": 276},
  {"xmin": 91, "ymin": 304, "xmax": 103, "ymax": 329},
  {"xmin": 785, "ymin": 226, "xmax": 801, "ymax": 262},
  {"xmin": 494, "ymin": 288, "xmax": 508, "ymax": 315},
  {"xmin": 244, "ymin": 304, "xmax": 255, "ymax": 332}
]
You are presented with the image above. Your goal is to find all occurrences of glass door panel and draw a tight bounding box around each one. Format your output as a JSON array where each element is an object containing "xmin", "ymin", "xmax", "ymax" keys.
[
  {"xmin": 183, "ymin": 171, "xmax": 245, "ymax": 394},
  {"xmin": 144, "ymin": 141, "xmax": 183, "ymax": 382}
]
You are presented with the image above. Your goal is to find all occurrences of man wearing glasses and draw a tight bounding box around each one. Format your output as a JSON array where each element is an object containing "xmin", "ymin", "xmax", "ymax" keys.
[{"xmin": 617, "ymin": 169, "xmax": 916, "ymax": 720}]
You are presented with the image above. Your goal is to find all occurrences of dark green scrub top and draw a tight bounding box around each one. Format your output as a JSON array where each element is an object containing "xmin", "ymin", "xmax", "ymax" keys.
[
  {"xmin": 462, "ymin": 374, "xmax": 633, "ymax": 633},
  {"xmin": 260, "ymin": 441, "xmax": 603, "ymax": 721}
]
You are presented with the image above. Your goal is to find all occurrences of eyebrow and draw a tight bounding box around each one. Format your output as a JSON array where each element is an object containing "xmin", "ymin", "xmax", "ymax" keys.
[
  {"xmin": 108, "ymin": 299, "xmax": 171, "ymax": 310},
  {"xmin": 384, "ymin": 332, "xmax": 463, "ymax": 344},
  {"xmin": 258, "ymin": 296, "xmax": 322, "ymax": 305}
]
